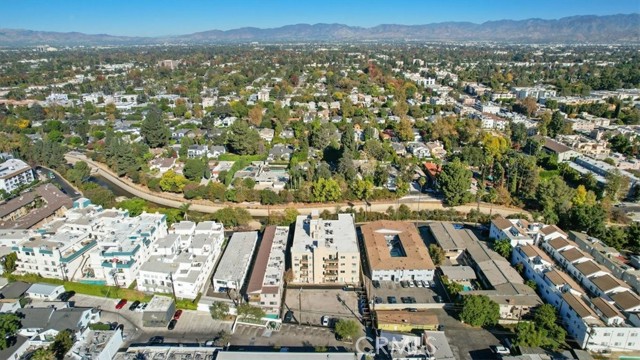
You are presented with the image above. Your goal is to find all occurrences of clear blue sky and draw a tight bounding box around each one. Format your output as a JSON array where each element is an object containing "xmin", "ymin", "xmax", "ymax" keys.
[{"xmin": 4, "ymin": 0, "xmax": 639, "ymax": 36}]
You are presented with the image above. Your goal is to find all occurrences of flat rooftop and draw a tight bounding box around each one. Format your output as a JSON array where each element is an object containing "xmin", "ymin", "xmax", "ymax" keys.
[
  {"xmin": 428, "ymin": 222, "xmax": 466, "ymax": 250},
  {"xmin": 212, "ymin": 231, "xmax": 258, "ymax": 282},
  {"xmin": 145, "ymin": 295, "xmax": 174, "ymax": 312},
  {"xmin": 361, "ymin": 221, "xmax": 434, "ymax": 271},
  {"xmin": 0, "ymin": 159, "xmax": 31, "ymax": 179},
  {"xmin": 292, "ymin": 213, "xmax": 358, "ymax": 254},
  {"xmin": 246, "ymin": 226, "xmax": 288, "ymax": 294}
]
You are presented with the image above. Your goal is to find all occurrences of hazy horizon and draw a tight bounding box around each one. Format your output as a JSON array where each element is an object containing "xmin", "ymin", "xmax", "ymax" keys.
[{"xmin": 3, "ymin": 0, "xmax": 638, "ymax": 37}]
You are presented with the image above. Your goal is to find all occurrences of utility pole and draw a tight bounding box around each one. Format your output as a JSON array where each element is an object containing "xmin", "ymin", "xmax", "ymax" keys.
[
  {"xmin": 169, "ymin": 272, "xmax": 177, "ymax": 303},
  {"xmin": 298, "ymin": 287, "xmax": 302, "ymax": 325}
]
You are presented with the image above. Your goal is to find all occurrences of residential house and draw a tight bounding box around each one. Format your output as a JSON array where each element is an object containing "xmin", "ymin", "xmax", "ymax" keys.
[
  {"xmin": 268, "ymin": 144, "xmax": 294, "ymax": 162},
  {"xmin": 149, "ymin": 158, "xmax": 176, "ymax": 175},
  {"xmin": 258, "ymin": 128, "xmax": 275, "ymax": 143}
]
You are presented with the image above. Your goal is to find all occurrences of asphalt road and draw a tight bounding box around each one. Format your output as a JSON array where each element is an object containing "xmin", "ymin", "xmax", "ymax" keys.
[{"xmin": 37, "ymin": 165, "xmax": 82, "ymax": 199}]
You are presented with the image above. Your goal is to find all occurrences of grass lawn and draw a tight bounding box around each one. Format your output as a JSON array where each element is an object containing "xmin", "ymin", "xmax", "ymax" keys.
[
  {"xmin": 539, "ymin": 169, "xmax": 560, "ymax": 179},
  {"xmin": 8, "ymin": 274, "xmax": 202, "ymax": 309}
]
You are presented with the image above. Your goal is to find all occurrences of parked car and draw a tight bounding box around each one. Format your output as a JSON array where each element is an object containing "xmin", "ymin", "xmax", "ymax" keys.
[
  {"xmin": 57, "ymin": 291, "xmax": 76, "ymax": 302},
  {"xmin": 404, "ymin": 308, "xmax": 418, "ymax": 312},
  {"xmin": 420, "ymin": 280, "xmax": 427, "ymax": 288},
  {"xmin": 387, "ymin": 296, "xmax": 397, "ymax": 304},
  {"xmin": 407, "ymin": 296, "xmax": 417, "ymax": 303},
  {"xmin": 173, "ymin": 310, "xmax": 183, "ymax": 319},
  {"xmin": 414, "ymin": 280, "xmax": 422, "ymax": 288},
  {"xmin": 168, "ymin": 319, "xmax": 177, "ymax": 330},
  {"xmin": 321, "ymin": 316, "xmax": 330, "ymax": 327},
  {"xmin": 372, "ymin": 280, "xmax": 381, "ymax": 289},
  {"xmin": 437, "ymin": 324, "xmax": 445, "ymax": 331},
  {"xmin": 149, "ymin": 336, "xmax": 164, "ymax": 344},
  {"xmin": 374, "ymin": 296, "xmax": 383, "ymax": 304},
  {"xmin": 400, "ymin": 281, "xmax": 408, "ymax": 288},
  {"xmin": 136, "ymin": 303, "xmax": 147, "ymax": 312},
  {"xmin": 284, "ymin": 310, "xmax": 294, "ymax": 323},
  {"xmin": 491, "ymin": 346, "xmax": 510, "ymax": 355},
  {"xmin": 408, "ymin": 281, "xmax": 415, "ymax": 288},
  {"xmin": 115, "ymin": 299, "xmax": 127, "ymax": 310},
  {"xmin": 128, "ymin": 300, "xmax": 140, "ymax": 311}
]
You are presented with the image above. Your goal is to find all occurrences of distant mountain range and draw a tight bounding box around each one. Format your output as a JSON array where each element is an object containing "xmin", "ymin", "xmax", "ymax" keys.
[{"xmin": 0, "ymin": 14, "xmax": 638, "ymax": 46}]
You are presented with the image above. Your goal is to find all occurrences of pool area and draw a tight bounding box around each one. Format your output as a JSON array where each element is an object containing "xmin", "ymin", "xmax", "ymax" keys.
[{"xmin": 386, "ymin": 235, "xmax": 407, "ymax": 257}]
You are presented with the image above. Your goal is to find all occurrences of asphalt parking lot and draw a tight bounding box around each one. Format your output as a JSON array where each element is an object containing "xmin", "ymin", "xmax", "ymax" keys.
[
  {"xmin": 71, "ymin": 294, "xmax": 231, "ymax": 345},
  {"xmin": 283, "ymin": 288, "xmax": 360, "ymax": 326},
  {"xmin": 232, "ymin": 323, "xmax": 348, "ymax": 348},
  {"xmin": 369, "ymin": 280, "xmax": 439, "ymax": 305},
  {"xmin": 434, "ymin": 308, "xmax": 503, "ymax": 360}
]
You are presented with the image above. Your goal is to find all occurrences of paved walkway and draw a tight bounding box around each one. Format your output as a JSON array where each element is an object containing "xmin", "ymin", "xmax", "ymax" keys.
[{"xmin": 65, "ymin": 153, "xmax": 530, "ymax": 218}]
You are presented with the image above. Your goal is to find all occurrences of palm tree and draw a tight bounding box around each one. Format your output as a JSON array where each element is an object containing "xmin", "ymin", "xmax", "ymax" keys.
[{"xmin": 179, "ymin": 203, "xmax": 191, "ymax": 221}]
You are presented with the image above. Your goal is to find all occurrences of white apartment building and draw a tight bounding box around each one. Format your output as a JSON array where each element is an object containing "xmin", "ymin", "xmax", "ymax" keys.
[
  {"xmin": 0, "ymin": 159, "xmax": 35, "ymax": 193},
  {"xmin": 291, "ymin": 212, "xmax": 360, "ymax": 285},
  {"xmin": 246, "ymin": 226, "xmax": 288, "ymax": 314},
  {"xmin": 514, "ymin": 87, "xmax": 557, "ymax": 100},
  {"xmin": 361, "ymin": 221, "xmax": 435, "ymax": 282},
  {"xmin": 513, "ymin": 235, "xmax": 640, "ymax": 352},
  {"xmin": 212, "ymin": 231, "xmax": 258, "ymax": 292},
  {"xmin": 83, "ymin": 209, "xmax": 167, "ymax": 288},
  {"xmin": 490, "ymin": 215, "xmax": 568, "ymax": 247},
  {"xmin": 12, "ymin": 198, "xmax": 168, "ymax": 287},
  {"xmin": 137, "ymin": 221, "xmax": 225, "ymax": 300},
  {"xmin": 474, "ymin": 102, "xmax": 500, "ymax": 114}
]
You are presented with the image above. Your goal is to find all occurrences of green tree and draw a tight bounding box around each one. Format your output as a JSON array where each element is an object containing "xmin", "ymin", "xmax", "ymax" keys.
[
  {"xmin": 260, "ymin": 189, "xmax": 280, "ymax": 205},
  {"xmin": 351, "ymin": 179, "xmax": 373, "ymax": 201},
  {"xmin": 438, "ymin": 158, "xmax": 472, "ymax": 206},
  {"xmin": 159, "ymin": 170, "xmax": 188, "ymax": 193},
  {"xmin": 396, "ymin": 118, "xmax": 414, "ymax": 142},
  {"xmin": 226, "ymin": 120, "xmax": 261, "ymax": 155},
  {"xmin": 0, "ymin": 313, "xmax": 21, "ymax": 350},
  {"xmin": 534, "ymin": 304, "xmax": 557, "ymax": 330},
  {"xmin": 605, "ymin": 170, "xmax": 628, "ymax": 201},
  {"xmin": 459, "ymin": 295, "xmax": 499, "ymax": 327},
  {"xmin": 117, "ymin": 198, "xmax": 147, "ymax": 217},
  {"xmin": 341, "ymin": 124, "xmax": 356, "ymax": 154},
  {"xmin": 209, "ymin": 302, "xmax": 230, "ymax": 320},
  {"xmin": 237, "ymin": 303, "xmax": 265, "ymax": 320},
  {"xmin": 65, "ymin": 161, "xmax": 91, "ymax": 186},
  {"xmin": 31, "ymin": 348, "xmax": 55, "ymax": 360},
  {"xmin": 338, "ymin": 151, "xmax": 357, "ymax": 182},
  {"xmin": 334, "ymin": 319, "xmax": 360, "ymax": 340},
  {"xmin": 212, "ymin": 207, "xmax": 252, "ymax": 227},
  {"xmin": 50, "ymin": 329, "xmax": 74, "ymax": 360},
  {"xmin": 311, "ymin": 178, "xmax": 342, "ymax": 202},
  {"xmin": 140, "ymin": 105, "xmax": 170, "ymax": 148},
  {"xmin": 2, "ymin": 252, "xmax": 18, "ymax": 274},
  {"xmin": 82, "ymin": 183, "xmax": 115, "ymax": 208},
  {"xmin": 428, "ymin": 244, "xmax": 445, "ymax": 265},
  {"xmin": 492, "ymin": 239, "xmax": 512, "ymax": 259},
  {"xmin": 183, "ymin": 158, "xmax": 207, "ymax": 181},
  {"xmin": 47, "ymin": 130, "xmax": 64, "ymax": 143}
]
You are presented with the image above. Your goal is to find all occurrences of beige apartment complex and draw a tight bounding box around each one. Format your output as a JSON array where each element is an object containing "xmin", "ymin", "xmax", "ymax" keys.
[{"xmin": 291, "ymin": 211, "xmax": 360, "ymax": 284}]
